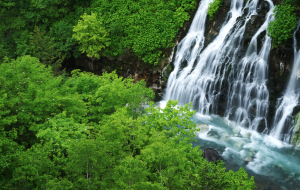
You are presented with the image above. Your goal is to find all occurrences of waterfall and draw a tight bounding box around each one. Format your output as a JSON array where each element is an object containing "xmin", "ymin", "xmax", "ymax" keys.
[
  {"xmin": 269, "ymin": 21, "xmax": 300, "ymax": 142},
  {"xmin": 165, "ymin": 0, "xmax": 264, "ymax": 115},
  {"xmin": 225, "ymin": 1, "xmax": 274, "ymax": 131},
  {"xmin": 164, "ymin": 0, "xmax": 213, "ymax": 112}
]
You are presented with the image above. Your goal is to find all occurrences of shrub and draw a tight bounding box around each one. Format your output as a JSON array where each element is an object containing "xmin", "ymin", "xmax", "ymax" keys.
[
  {"xmin": 267, "ymin": 2, "xmax": 299, "ymax": 48},
  {"xmin": 207, "ymin": 0, "xmax": 223, "ymax": 21},
  {"xmin": 72, "ymin": 12, "xmax": 111, "ymax": 59}
]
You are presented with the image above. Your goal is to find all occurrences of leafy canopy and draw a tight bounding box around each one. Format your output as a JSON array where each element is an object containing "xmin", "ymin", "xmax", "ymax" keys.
[
  {"xmin": 0, "ymin": 0, "xmax": 90, "ymax": 59},
  {"xmin": 0, "ymin": 55, "xmax": 255, "ymax": 189},
  {"xmin": 90, "ymin": 0, "xmax": 197, "ymax": 64},
  {"xmin": 72, "ymin": 12, "xmax": 111, "ymax": 59}
]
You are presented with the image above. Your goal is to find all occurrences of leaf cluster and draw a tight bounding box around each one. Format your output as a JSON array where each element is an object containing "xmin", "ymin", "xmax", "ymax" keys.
[
  {"xmin": 26, "ymin": 26, "xmax": 66, "ymax": 76},
  {"xmin": 72, "ymin": 12, "xmax": 111, "ymax": 59},
  {"xmin": 207, "ymin": 0, "xmax": 223, "ymax": 21},
  {"xmin": 89, "ymin": 0, "xmax": 197, "ymax": 65},
  {"xmin": 267, "ymin": 0, "xmax": 299, "ymax": 48}
]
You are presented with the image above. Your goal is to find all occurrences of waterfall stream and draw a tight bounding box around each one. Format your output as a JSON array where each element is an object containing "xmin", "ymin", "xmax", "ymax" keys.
[
  {"xmin": 225, "ymin": 0, "xmax": 274, "ymax": 132},
  {"xmin": 165, "ymin": 0, "xmax": 246, "ymax": 114},
  {"xmin": 160, "ymin": 0, "xmax": 300, "ymax": 188},
  {"xmin": 269, "ymin": 21, "xmax": 300, "ymax": 142}
]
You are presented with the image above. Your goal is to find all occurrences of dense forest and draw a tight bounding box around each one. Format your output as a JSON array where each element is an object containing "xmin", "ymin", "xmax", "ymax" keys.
[{"xmin": 1, "ymin": 0, "xmax": 300, "ymax": 189}]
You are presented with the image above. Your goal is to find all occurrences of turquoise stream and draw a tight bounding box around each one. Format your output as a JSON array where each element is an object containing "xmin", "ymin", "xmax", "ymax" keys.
[{"xmin": 159, "ymin": 101, "xmax": 300, "ymax": 189}]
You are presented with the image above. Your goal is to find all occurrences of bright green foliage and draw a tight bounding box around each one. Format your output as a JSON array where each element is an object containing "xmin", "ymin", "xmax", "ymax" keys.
[
  {"xmin": 0, "ymin": 56, "xmax": 255, "ymax": 189},
  {"xmin": 90, "ymin": 0, "xmax": 197, "ymax": 64},
  {"xmin": 0, "ymin": 55, "xmax": 88, "ymax": 187},
  {"xmin": 207, "ymin": 0, "xmax": 223, "ymax": 21},
  {"xmin": 10, "ymin": 111, "xmax": 91, "ymax": 189},
  {"xmin": 11, "ymin": 141, "xmax": 68, "ymax": 189},
  {"xmin": 61, "ymin": 69, "xmax": 154, "ymax": 124},
  {"xmin": 1, "ymin": 0, "xmax": 197, "ymax": 65},
  {"xmin": 267, "ymin": 1, "xmax": 299, "ymax": 48},
  {"xmin": 72, "ymin": 12, "xmax": 111, "ymax": 59},
  {"xmin": 27, "ymin": 26, "xmax": 66, "ymax": 76}
]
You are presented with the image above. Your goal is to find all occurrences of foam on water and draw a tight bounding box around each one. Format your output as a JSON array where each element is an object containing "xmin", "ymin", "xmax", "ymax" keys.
[{"xmin": 191, "ymin": 113, "xmax": 300, "ymax": 188}]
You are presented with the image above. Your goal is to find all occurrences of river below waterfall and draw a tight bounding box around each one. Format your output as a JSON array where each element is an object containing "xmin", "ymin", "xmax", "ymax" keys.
[{"xmin": 159, "ymin": 101, "xmax": 300, "ymax": 190}]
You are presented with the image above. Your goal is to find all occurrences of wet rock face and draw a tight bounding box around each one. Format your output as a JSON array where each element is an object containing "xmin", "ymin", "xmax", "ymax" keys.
[
  {"xmin": 203, "ymin": 0, "xmax": 231, "ymax": 49},
  {"xmin": 244, "ymin": 14, "xmax": 266, "ymax": 44},
  {"xmin": 291, "ymin": 114, "xmax": 300, "ymax": 149},
  {"xmin": 267, "ymin": 40, "xmax": 294, "ymax": 124}
]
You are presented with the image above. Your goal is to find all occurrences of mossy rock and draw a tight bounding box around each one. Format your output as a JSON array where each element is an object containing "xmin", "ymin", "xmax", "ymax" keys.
[{"xmin": 291, "ymin": 113, "xmax": 300, "ymax": 149}]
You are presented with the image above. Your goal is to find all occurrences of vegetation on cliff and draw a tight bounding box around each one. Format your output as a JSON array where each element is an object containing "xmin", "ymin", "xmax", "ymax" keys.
[
  {"xmin": 88, "ymin": 0, "xmax": 198, "ymax": 65},
  {"xmin": 207, "ymin": 0, "xmax": 223, "ymax": 21},
  {"xmin": 267, "ymin": 0, "xmax": 300, "ymax": 48},
  {"xmin": 0, "ymin": 56, "xmax": 256, "ymax": 189}
]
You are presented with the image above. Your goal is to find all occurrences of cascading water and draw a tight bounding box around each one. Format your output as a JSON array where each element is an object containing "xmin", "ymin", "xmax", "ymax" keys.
[
  {"xmin": 159, "ymin": 0, "xmax": 300, "ymax": 188},
  {"xmin": 165, "ymin": 0, "xmax": 263, "ymax": 115},
  {"xmin": 164, "ymin": 0, "xmax": 213, "ymax": 112},
  {"xmin": 269, "ymin": 21, "xmax": 300, "ymax": 142},
  {"xmin": 225, "ymin": 1, "xmax": 274, "ymax": 131}
]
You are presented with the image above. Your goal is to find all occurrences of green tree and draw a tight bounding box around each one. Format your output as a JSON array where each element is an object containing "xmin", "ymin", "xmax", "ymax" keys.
[
  {"xmin": 0, "ymin": 55, "xmax": 88, "ymax": 187},
  {"xmin": 61, "ymin": 69, "xmax": 154, "ymax": 125},
  {"xmin": 72, "ymin": 12, "xmax": 111, "ymax": 59},
  {"xmin": 0, "ymin": 0, "xmax": 94, "ymax": 60},
  {"xmin": 26, "ymin": 25, "xmax": 66, "ymax": 76}
]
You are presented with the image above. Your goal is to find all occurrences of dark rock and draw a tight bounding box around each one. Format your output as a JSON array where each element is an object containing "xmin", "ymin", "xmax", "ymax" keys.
[
  {"xmin": 202, "ymin": 148, "xmax": 220, "ymax": 164},
  {"xmin": 203, "ymin": 0, "xmax": 231, "ymax": 49},
  {"xmin": 244, "ymin": 14, "xmax": 266, "ymax": 44},
  {"xmin": 207, "ymin": 129, "xmax": 220, "ymax": 138}
]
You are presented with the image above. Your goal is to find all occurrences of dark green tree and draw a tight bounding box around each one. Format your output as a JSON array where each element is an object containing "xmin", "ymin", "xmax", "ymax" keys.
[{"xmin": 27, "ymin": 25, "xmax": 66, "ymax": 76}]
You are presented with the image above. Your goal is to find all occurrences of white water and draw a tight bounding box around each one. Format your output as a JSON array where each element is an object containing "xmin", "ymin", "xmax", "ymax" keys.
[
  {"xmin": 165, "ymin": 0, "xmax": 266, "ymax": 116},
  {"xmin": 225, "ymin": 0, "xmax": 274, "ymax": 131},
  {"xmin": 164, "ymin": 0, "xmax": 213, "ymax": 113},
  {"xmin": 192, "ymin": 114, "xmax": 300, "ymax": 189},
  {"xmin": 269, "ymin": 21, "xmax": 300, "ymax": 142}
]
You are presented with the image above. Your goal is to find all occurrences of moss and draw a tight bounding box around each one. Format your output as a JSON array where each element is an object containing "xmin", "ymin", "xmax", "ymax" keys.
[
  {"xmin": 207, "ymin": 0, "xmax": 223, "ymax": 21},
  {"xmin": 292, "ymin": 113, "xmax": 300, "ymax": 146}
]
